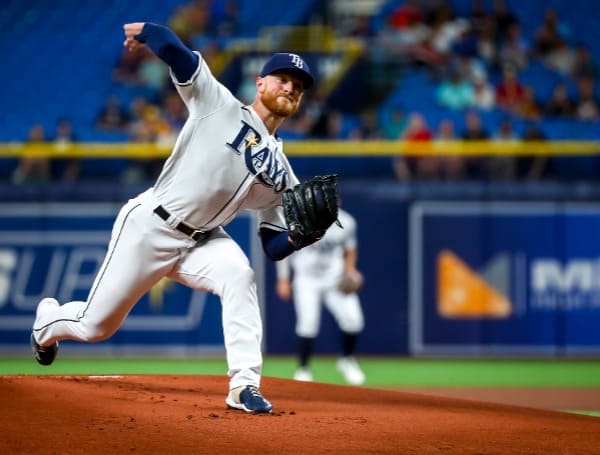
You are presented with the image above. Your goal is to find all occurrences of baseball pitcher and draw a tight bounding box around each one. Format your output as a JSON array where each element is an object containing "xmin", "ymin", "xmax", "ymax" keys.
[{"xmin": 30, "ymin": 22, "xmax": 340, "ymax": 414}]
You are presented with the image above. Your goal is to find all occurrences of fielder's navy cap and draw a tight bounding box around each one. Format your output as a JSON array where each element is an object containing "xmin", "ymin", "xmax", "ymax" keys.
[{"xmin": 260, "ymin": 53, "xmax": 315, "ymax": 89}]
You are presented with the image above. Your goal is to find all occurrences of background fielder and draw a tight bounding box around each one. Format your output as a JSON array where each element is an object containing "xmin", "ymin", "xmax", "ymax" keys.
[{"xmin": 276, "ymin": 207, "xmax": 366, "ymax": 385}]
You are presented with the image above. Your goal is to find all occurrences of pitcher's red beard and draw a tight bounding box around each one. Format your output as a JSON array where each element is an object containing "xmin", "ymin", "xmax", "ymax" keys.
[{"xmin": 262, "ymin": 92, "xmax": 299, "ymax": 117}]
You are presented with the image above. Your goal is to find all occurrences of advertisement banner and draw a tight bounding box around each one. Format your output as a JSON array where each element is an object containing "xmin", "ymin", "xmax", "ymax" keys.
[
  {"xmin": 409, "ymin": 202, "xmax": 600, "ymax": 355},
  {"xmin": 0, "ymin": 203, "xmax": 259, "ymax": 354}
]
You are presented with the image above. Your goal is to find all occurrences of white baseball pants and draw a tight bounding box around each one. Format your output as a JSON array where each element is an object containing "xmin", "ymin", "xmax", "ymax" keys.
[{"xmin": 32, "ymin": 189, "xmax": 263, "ymax": 389}]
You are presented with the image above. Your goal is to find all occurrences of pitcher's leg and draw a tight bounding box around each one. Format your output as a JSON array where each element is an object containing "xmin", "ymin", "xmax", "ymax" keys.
[
  {"xmin": 172, "ymin": 230, "xmax": 263, "ymax": 389},
  {"xmin": 33, "ymin": 202, "xmax": 179, "ymax": 347}
]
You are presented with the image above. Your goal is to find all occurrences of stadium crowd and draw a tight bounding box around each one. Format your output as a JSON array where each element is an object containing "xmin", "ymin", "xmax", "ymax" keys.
[{"xmin": 8, "ymin": 0, "xmax": 600, "ymax": 184}]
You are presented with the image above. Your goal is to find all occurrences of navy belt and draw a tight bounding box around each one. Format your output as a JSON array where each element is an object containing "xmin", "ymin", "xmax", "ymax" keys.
[{"xmin": 153, "ymin": 205, "xmax": 212, "ymax": 242}]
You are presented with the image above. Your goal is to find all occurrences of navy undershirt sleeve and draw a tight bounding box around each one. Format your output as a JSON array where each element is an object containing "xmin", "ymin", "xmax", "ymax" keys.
[
  {"xmin": 134, "ymin": 23, "xmax": 199, "ymax": 82},
  {"xmin": 259, "ymin": 228, "xmax": 297, "ymax": 261}
]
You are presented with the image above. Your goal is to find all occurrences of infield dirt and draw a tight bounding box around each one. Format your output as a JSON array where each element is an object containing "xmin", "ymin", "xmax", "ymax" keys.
[{"xmin": 2, "ymin": 375, "xmax": 599, "ymax": 454}]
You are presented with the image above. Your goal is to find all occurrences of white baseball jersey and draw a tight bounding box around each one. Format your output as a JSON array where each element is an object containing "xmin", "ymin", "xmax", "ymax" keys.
[{"xmin": 153, "ymin": 52, "xmax": 299, "ymax": 231}]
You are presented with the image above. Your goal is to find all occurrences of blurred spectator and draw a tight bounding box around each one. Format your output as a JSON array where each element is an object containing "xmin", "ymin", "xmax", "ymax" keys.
[
  {"xmin": 519, "ymin": 123, "xmax": 548, "ymax": 180},
  {"xmin": 451, "ymin": 27, "xmax": 479, "ymax": 59},
  {"xmin": 162, "ymin": 91, "xmax": 187, "ymax": 132},
  {"xmin": 545, "ymin": 40, "xmax": 577, "ymax": 76},
  {"xmin": 288, "ymin": 90, "xmax": 324, "ymax": 138},
  {"xmin": 436, "ymin": 66, "xmax": 475, "ymax": 110},
  {"xmin": 191, "ymin": 37, "xmax": 221, "ymax": 68},
  {"xmin": 495, "ymin": 63, "xmax": 526, "ymax": 114},
  {"xmin": 378, "ymin": 0, "xmax": 429, "ymax": 69},
  {"xmin": 494, "ymin": 118, "xmax": 518, "ymax": 140},
  {"xmin": 381, "ymin": 107, "xmax": 408, "ymax": 139},
  {"xmin": 349, "ymin": 109, "xmax": 384, "ymax": 139},
  {"xmin": 435, "ymin": 119, "xmax": 468, "ymax": 180},
  {"xmin": 168, "ymin": 0, "xmax": 214, "ymax": 45},
  {"xmin": 468, "ymin": 0, "xmax": 488, "ymax": 38},
  {"xmin": 311, "ymin": 110, "xmax": 346, "ymax": 140},
  {"xmin": 497, "ymin": 23, "xmax": 528, "ymax": 71},
  {"xmin": 516, "ymin": 86, "xmax": 542, "ymax": 120},
  {"xmin": 139, "ymin": 53, "xmax": 170, "ymax": 91},
  {"xmin": 476, "ymin": 16, "xmax": 497, "ymax": 67},
  {"xmin": 136, "ymin": 105, "xmax": 175, "ymax": 146},
  {"xmin": 11, "ymin": 124, "xmax": 50, "ymax": 184},
  {"xmin": 95, "ymin": 95, "xmax": 130, "ymax": 132},
  {"xmin": 276, "ymin": 96, "xmax": 319, "ymax": 139},
  {"xmin": 456, "ymin": 54, "xmax": 486, "ymax": 86},
  {"xmin": 51, "ymin": 118, "xmax": 80, "ymax": 182},
  {"xmin": 128, "ymin": 96, "xmax": 151, "ymax": 125},
  {"xmin": 409, "ymin": 35, "xmax": 448, "ymax": 72},
  {"xmin": 471, "ymin": 68, "xmax": 495, "ymax": 110},
  {"xmin": 393, "ymin": 112, "xmax": 433, "ymax": 180},
  {"xmin": 461, "ymin": 110, "xmax": 490, "ymax": 179},
  {"xmin": 348, "ymin": 14, "xmax": 374, "ymax": 38},
  {"xmin": 485, "ymin": 118, "xmax": 518, "ymax": 180},
  {"xmin": 430, "ymin": 12, "xmax": 469, "ymax": 61},
  {"xmin": 407, "ymin": 2, "xmax": 463, "ymax": 72},
  {"xmin": 491, "ymin": 0, "xmax": 518, "ymax": 45},
  {"xmin": 389, "ymin": 0, "xmax": 424, "ymax": 29},
  {"xmin": 462, "ymin": 110, "xmax": 490, "ymax": 140},
  {"xmin": 543, "ymin": 83, "xmax": 576, "ymax": 117},
  {"xmin": 403, "ymin": 112, "xmax": 433, "ymax": 141},
  {"xmin": 575, "ymin": 78, "xmax": 600, "ymax": 121},
  {"xmin": 236, "ymin": 75, "xmax": 258, "ymax": 105},
  {"xmin": 533, "ymin": 8, "xmax": 568, "ymax": 57},
  {"xmin": 113, "ymin": 46, "xmax": 152, "ymax": 85},
  {"xmin": 572, "ymin": 44, "xmax": 598, "ymax": 82},
  {"xmin": 122, "ymin": 103, "xmax": 174, "ymax": 184}
]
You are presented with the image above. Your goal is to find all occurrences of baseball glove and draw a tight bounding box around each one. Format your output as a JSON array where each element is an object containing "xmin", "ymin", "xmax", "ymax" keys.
[
  {"xmin": 283, "ymin": 174, "xmax": 339, "ymax": 249},
  {"xmin": 337, "ymin": 270, "xmax": 364, "ymax": 294}
]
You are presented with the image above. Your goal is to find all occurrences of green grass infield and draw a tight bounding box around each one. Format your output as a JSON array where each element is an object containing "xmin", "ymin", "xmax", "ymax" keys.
[{"xmin": 2, "ymin": 356, "xmax": 600, "ymax": 388}]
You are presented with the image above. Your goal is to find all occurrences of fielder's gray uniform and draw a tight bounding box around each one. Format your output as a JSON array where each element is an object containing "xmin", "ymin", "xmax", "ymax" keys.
[{"xmin": 277, "ymin": 209, "xmax": 364, "ymax": 337}]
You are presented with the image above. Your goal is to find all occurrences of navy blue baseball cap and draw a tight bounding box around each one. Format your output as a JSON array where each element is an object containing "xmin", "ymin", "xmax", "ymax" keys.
[{"xmin": 260, "ymin": 53, "xmax": 315, "ymax": 89}]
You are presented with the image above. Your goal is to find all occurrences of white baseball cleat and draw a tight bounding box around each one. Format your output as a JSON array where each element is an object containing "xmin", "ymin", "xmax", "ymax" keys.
[
  {"xmin": 31, "ymin": 298, "xmax": 60, "ymax": 366},
  {"xmin": 36, "ymin": 297, "xmax": 59, "ymax": 317},
  {"xmin": 293, "ymin": 367, "xmax": 313, "ymax": 382},
  {"xmin": 337, "ymin": 357, "xmax": 365, "ymax": 386}
]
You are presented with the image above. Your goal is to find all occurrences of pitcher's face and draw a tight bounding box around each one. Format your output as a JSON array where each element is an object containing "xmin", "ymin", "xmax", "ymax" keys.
[{"xmin": 257, "ymin": 72, "xmax": 304, "ymax": 117}]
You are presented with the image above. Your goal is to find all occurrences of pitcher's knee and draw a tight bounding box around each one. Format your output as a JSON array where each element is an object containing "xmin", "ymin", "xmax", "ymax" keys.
[
  {"xmin": 219, "ymin": 266, "xmax": 256, "ymax": 299},
  {"xmin": 225, "ymin": 264, "xmax": 256, "ymax": 289},
  {"xmin": 80, "ymin": 319, "xmax": 116, "ymax": 342}
]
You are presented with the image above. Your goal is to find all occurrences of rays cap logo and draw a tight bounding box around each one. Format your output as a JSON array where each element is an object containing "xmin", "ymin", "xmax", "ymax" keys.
[{"xmin": 260, "ymin": 52, "xmax": 315, "ymax": 89}]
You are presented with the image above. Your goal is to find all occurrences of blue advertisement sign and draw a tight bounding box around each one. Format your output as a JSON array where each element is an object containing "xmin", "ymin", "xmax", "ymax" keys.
[
  {"xmin": 410, "ymin": 202, "xmax": 600, "ymax": 355},
  {"xmin": 0, "ymin": 203, "xmax": 259, "ymax": 354}
]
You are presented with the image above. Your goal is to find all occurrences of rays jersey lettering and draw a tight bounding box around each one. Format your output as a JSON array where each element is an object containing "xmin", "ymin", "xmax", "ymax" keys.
[{"xmin": 227, "ymin": 121, "xmax": 288, "ymax": 192}]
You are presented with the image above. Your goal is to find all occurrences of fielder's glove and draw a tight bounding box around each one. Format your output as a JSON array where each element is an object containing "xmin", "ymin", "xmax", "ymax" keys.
[
  {"xmin": 337, "ymin": 270, "xmax": 364, "ymax": 294},
  {"xmin": 283, "ymin": 174, "xmax": 340, "ymax": 249}
]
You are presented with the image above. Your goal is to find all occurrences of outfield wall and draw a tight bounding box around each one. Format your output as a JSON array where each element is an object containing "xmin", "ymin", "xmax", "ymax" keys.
[
  {"xmin": 1, "ymin": 181, "xmax": 600, "ymax": 356},
  {"xmin": 268, "ymin": 182, "xmax": 600, "ymax": 356}
]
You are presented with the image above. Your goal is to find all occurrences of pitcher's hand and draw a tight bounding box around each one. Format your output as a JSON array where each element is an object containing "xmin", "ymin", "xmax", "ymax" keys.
[{"xmin": 123, "ymin": 22, "xmax": 146, "ymax": 52}]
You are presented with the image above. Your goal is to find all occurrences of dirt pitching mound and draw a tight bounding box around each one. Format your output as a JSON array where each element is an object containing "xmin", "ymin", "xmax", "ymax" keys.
[{"xmin": 2, "ymin": 375, "xmax": 599, "ymax": 454}]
